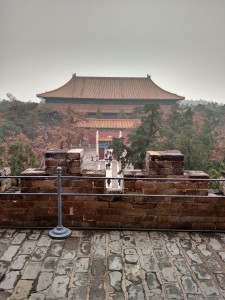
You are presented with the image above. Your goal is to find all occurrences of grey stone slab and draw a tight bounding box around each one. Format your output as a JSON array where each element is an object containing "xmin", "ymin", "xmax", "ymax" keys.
[
  {"xmin": 10, "ymin": 255, "xmax": 28, "ymax": 270},
  {"xmin": 20, "ymin": 240, "xmax": 37, "ymax": 255},
  {"xmin": 42, "ymin": 257, "xmax": 58, "ymax": 271},
  {"xmin": 190, "ymin": 233, "xmax": 202, "ymax": 243},
  {"xmin": 127, "ymin": 283, "xmax": 145, "ymax": 300},
  {"xmin": 10, "ymin": 279, "xmax": 33, "ymax": 300},
  {"xmin": 68, "ymin": 286, "xmax": 88, "ymax": 300},
  {"xmin": 95, "ymin": 233, "xmax": 106, "ymax": 244},
  {"xmin": 207, "ymin": 257, "xmax": 222, "ymax": 272},
  {"xmin": 154, "ymin": 249, "xmax": 168, "ymax": 260},
  {"xmin": 74, "ymin": 257, "xmax": 90, "ymax": 272},
  {"xmin": 0, "ymin": 271, "xmax": 20, "ymax": 290},
  {"xmin": 206, "ymin": 297, "xmax": 225, "ymax": 300},
  {"xmin": 135, "ymin": 231, "xmax": 148, "ymax": 238},
  {"xmin": 145, "ymin": 272, "xmax": 161, "ymax": 290},
  {"xmin": 109, "ymin": 271, "xmax": 123, "ymax": 291},
  {"xmin": 71, "ymin": 230, "xmax": 81, "ymax": 237},
  {"xmin": 93, "ymin": 242, "xmax": 106, "ymax": 259},
  {"xmin": 80, "ymin": 241, "xmax": 91, "ymax": 255},
  {"xmin": 191, "ymin": 264, "xmax": 211, "ymax": 279},
  {"xmin": 0, "ymin": 239, "xmax": 9, "ymax": 257},
  {"xmin": 140, "ymin": 255, "xmax": 157, "ymax": 272},
  {"xmin": 162, "ymin": 232, "xmax": 176, "ymax": 242},
  {"xmin": 123, "ymin": 236, "xmax": 135, "ymax": 248},
  {"xmin": 91, "ymin": 260, "xmax": 106, "ymax": 276},
  {"xmin": 81, "ymin": 231, "xmax": 93, "ymax": 241},
  {"xmin": 179, "ymin": 238, "xmax": 193, "ymax": 250},
  {"xmin": 0, "ymin": 291, "xmax": 11, "ymax": 300},
  {"xmin": 109, "ymin": 291, "xmax": 125, "ymax": 300},
  {"xmin": 125, "ymin": 263, "xmax": 141, "ymax": 283},
  {"xmin": 218, "ymin": 251, "xmax": 225, "ymax": 262},
  {"xmin": 200, "ymin": 280, "xmax": 220, "ymax": 296},
  {"xmin": 187, "ymin": 294, "xmax": 204, "ymax": 300},
  {"xmin": 29, "ymin": 293, "xmax": 45, "ymax": 300},
  {"xmin": 197, "ymin": 244, "xmax": 212, "ymax": 257},
  {"xmin": 0, "ymin": 245, "xmax": 20, "ymax": 261},
  {"xmin": 48, "ymin": 275, "xmax": 70, "ymax": 299},
  {"xmin": 124, "ymin": 248, "xmax": 138, "ymax": 264},
  {"xmin": 11, "ymin": 233, "xmax": 27, "ymax": 245},
  {"xmin": 31, "ymin": 247, "xmax": 48, "ymax": 261},
  {"xmin": 37, "ymin": 235, "xmax": 51, "ymax": 247},
  {"xmin": 5, "ymin": 229, "xmax": 16, "ymax": 238},
  {"xmin": 217, "ymin": 233, "xmax": 225, "ymax": 245},
  {"xmin": 158, "ymin": 261, "xmax": 176, "ymax": 281},
  {"xmin": 64, "ymin": 236, "xmax": 80, "ymax": 250},
  {"xmin": 209, "ymin": 238, "xmax": 222, "ymax": 251},
  {"xmin": 137, "ymin": 241, "xmax": 152, "ymax": 255},
  {"xmin": 174, "ymin": 259, "xmax": 190, "ymax": 274},
  {"xmin": 180, "ymin": 275, "xmax": 199, "ymax": 293},
  {"xmin": 71, "ymin": 273, "xmax": 89, "ymax": 287},
  {"xmin": 89, "ymin": 279, "xmax": 106, "ymax": 300},
  {"xmin": 149, "ymin": 238, "xmax": 164, "ymax": 249},
  {"xmin": 48, "ymin": 242, "xmax": 64, "ymax": 256},
  {"xmin": 148, "ymin": 231, "xmax": 161, "ymax": 238},
  {"xmin": 145, "ymin": 295, "xmax": 165, "ymax": 300},
  {"xmin": 61, "ymin": 250, "xmax": 76, "ymax": 260},
  {"xmin": 56, "ymin": 259, "xmax": 74, "ymax": 275},
  {"xmin": 93, "ymin": 243, "xmax": 106, "ymax": 260},
  {"xmin": 28, "ymin": 232, "xmax": 41, "ymax": 241},
  {"xmin": 109, "ymin": 240, "xmax": 122, "ymax": 254},
  {"xmin": 164, "ymin": 282, "xmax": 183, "ymax": 299},
  {"xmin": 108, "ymin": 255, "xmax": 123, "ymax": 271},
  {"xmin": 109, "ymin": 231, "xmax": 121, "ymax": 241},
  {"xmin": 0, "ymin": 260, "xmax": 9, "ymax": 280},
  {"xmin": 22, "ymin": 262, "xmax": 42, "ymax": 280},
  {"xmin": 186, "ymin": 250, "xmax": 203, "ymax": 264},
  {"xmin": 165, "ymin": 241, "xmax": 180, "ymax": 256},
  {"xmin": 176, "ymin": 232, "xmax": 190, "ymax": 238},
  {"xmin": 216, "ymin": 273, "xmax": 225, "ymax": 290},
  {"xmin": 36, "ymin": 271, "xmax": 53, "ymax": 292}
]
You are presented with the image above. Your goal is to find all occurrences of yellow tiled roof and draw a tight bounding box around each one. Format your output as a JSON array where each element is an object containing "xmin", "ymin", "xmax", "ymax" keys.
[
  {"xmin": 76, "ymin": 118, "xmax": 141, "ymax": 129},
  {"xmin": 37, "ymin": 75, "xmax": 184, "ymax": 101}
]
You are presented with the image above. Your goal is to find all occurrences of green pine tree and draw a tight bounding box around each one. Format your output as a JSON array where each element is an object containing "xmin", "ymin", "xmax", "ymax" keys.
[{"xmin": 8, "ymin": 141, "xmax": 38, "ymax": 175}]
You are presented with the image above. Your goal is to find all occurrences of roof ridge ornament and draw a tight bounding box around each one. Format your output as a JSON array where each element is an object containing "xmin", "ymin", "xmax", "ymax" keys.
[{"xmin": 147, "ymin": 74, "xmax": 151, "ymax": 79}]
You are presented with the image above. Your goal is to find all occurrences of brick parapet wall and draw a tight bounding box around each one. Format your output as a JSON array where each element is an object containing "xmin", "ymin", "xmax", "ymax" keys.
[
  {"xmin": 0, "ymin": 192, "xmax": 224, "ymax": 230},
  {"xmin": 1, "ymin": 148, "xmax": 224, "ymax": 230}
]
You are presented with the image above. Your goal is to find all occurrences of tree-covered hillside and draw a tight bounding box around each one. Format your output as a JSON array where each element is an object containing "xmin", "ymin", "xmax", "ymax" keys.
[{"xmin": 0, "ymin": 99, "xmax": 88, "ymax": 173}]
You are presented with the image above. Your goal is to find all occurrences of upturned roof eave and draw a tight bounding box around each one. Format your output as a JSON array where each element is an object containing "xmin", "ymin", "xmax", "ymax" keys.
[{"xmin": 37, "ymin": 95, "xmax": 184, "ymax": 101}]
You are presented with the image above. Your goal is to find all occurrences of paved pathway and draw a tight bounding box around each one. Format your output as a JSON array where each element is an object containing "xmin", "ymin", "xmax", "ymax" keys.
[{"xmin": 1, "ymin": 229, "xmax": 225, "ymax": 299}]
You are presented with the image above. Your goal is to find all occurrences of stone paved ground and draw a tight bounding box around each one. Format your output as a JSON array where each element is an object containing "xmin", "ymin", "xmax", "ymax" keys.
[{"xmin": 1, "ymin": 229, "xmax": 225, "ymax": 299}]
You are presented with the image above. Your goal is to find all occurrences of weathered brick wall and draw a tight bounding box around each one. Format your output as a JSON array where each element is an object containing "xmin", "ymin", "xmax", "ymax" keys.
[
  {"xmin": 0, "ymin": 188, "xmax": 225, "ymax": 230},
  {"xmin": 1, "ymin": 149, "xmax": 225, "ymax": 230}
]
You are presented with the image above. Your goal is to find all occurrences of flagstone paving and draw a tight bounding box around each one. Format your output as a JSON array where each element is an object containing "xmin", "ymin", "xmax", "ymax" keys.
[{"xmin": 1, "ymin": 228, "xmax": 225, "ymax": 299}]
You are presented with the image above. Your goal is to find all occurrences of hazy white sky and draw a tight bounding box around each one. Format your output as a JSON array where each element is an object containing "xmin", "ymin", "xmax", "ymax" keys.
[{"xmin": 0, "ymin": 0, "xmax": 224, "ymax": 103}]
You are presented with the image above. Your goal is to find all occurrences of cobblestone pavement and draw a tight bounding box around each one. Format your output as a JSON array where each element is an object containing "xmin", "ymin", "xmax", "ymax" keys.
[{"xmin": 1, "ymin": 229, "xmax": 225, "ymax": 299}]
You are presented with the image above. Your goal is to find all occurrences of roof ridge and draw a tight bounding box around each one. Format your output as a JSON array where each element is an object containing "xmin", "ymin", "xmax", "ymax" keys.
[{"xmin": 72, "ymin": 74, "xmax": 150, "ymax": 79}]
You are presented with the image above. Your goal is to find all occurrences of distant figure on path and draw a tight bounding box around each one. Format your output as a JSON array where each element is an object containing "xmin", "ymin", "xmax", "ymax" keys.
[{"xmin": 107, "ymin": 178, "xmax": 111, "ymax": 187}]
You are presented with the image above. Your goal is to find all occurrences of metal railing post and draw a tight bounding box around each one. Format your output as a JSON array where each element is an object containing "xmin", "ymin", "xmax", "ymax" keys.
[{"xmin": 49, "ymin": 167, "xmax": 71, "ymax": 239}]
